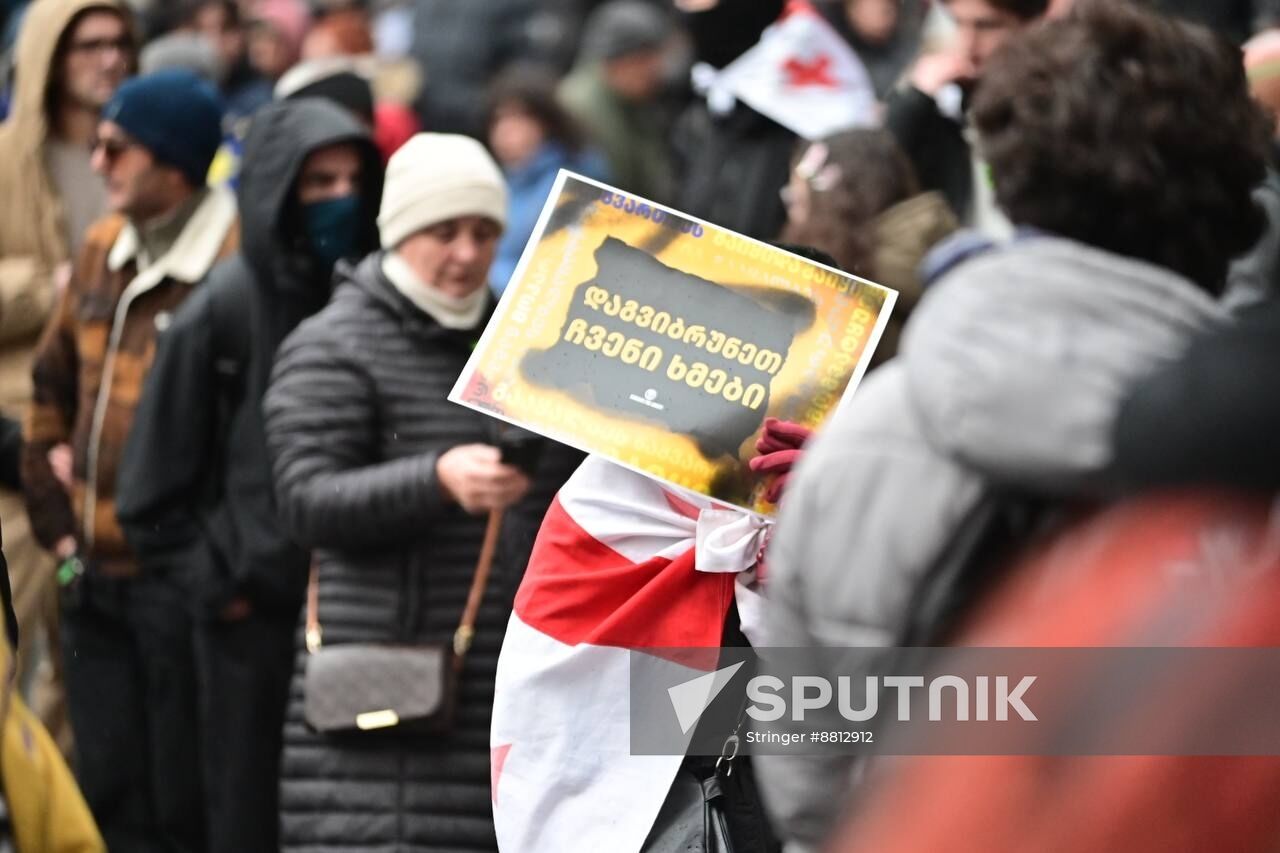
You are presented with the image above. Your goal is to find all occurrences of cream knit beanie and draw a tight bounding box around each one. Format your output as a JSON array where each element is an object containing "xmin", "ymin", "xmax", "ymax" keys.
[{"xmin": 377, "ymin": 133, "xmax": 508, "ymax": 249}]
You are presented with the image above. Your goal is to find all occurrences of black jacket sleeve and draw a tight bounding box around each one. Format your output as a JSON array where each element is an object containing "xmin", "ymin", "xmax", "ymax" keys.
[
  {"xmin": 0, "ymin": 544, "xmax": 17, "ymax": 651},
  {"xmin": 1111, "ymin": 298, "xmax": 1280, "ymax": 492},
  {"xmin": 264, "ymin": 327, "xmax": 447, "ymax": 551},
  {"xmin": 116, "ymin": 288, "xmax": 226, "ymax": 601},
  {"xmin": 0, "ymin": 416, "xmax": 22, "ymax": 490},
  {"xmin": 884, "ymin": 84, "xmax": 973, "ymax": 219}
]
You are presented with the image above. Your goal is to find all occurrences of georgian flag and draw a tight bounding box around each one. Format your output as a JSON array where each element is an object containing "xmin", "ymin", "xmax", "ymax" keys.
[
  {"xmin": 490, "ymin": 456, "xmax": 769, "ymax": 853},
  {"xmin": 711, "ymin": 0, "xmax": 878, "ymax": 140}
]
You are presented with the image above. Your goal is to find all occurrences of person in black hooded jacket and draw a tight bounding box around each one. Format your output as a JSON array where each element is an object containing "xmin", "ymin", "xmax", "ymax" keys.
[
  {"xmin": 671, "ymin": 0, "xmax": 793, "ymax": 241},
  {"xmin": 115, "ymin": 97, "xmax": 383, "ymax": 853}
]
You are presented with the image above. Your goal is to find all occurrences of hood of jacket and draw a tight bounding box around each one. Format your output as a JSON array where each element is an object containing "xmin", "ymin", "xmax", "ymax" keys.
[
  {"xmin": 0, "ymin": 0, "xmax": 133, "ymax": 265},
  {"xmin": 236, "ymin": 98, "xmax": 382, "ymax": 294},
  {"xmin": 3, "ymin": 0, "xmax": 133, "ymax": 151},
  {"xmin": 902, "ymin": 235, "xmax": 1227, "ymax": 492}
]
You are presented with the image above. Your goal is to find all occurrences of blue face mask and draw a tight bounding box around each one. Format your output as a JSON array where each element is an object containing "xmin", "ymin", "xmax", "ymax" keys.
[{"xmin": 303, "ymin": 194, "xmax": 362, "ymax": 268}]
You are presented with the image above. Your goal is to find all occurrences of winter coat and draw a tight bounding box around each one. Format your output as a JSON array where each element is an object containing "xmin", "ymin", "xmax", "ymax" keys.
[
  {"xmin": 116, "ymin": 100, "xmax": 383, "ymax": 616},
  {"xmin": 0, "ymin": 0, "xmax": 134, "ymax": 618},
  {"xmin": 820, "ymin": 0, "xmax": 926, "ymax": 99},
  {"xmin": 1112, "ymin": 293, "xmax": 1280, "ymax": 492},
  {"xmin": 0, "ymin": 417, "xmax": 19, "ymax": 491},
  {"xmin": 756, "ymin": 236, "xmax": 1227, "ymax": 849},
  {"xmin": 884, "ymin": 84, "xmax": 971, "ymax": 220},
  {"xmin": 672, "ymin": 102, "xmax": 796, "ymax": 241},
  {"xmin": 1225, "ymin": 171, "xmax": 1280, "ymax": 311},
  {"xmin": 865, "ymin": 191, "xmax": 958, "ymax": 364},
  {"xmin": 491, "ymin": 142, "xmax": 609, "ymax": 294},
  {"xmin": 264, "ymin": 253, "xmax": 580, "ymax": 851},
  {"xmin": 831, "ymin": 491, "xmax": 1280, "ymax": 853},
  {"xmin": 21, "ymin": 188, "xmax": 239, "ymax": 573},
  {"xmin": 560, "ymin": 64, "xmax": 674, "ymax": 204},
  {"xmin": 410, "ymin": 0, "xmax": 536, "ymax": 136},
  {"xmin": 0, "ymin": 542, "xmax": 104, "ymax": 853},
  {"xmin": 0, "ymin": 0, "xmax": 131, "ymax": 420}
]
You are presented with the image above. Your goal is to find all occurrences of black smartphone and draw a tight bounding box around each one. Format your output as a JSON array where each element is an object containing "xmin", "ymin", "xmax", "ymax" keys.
[{"xmin": 498, "ymin": 428, "xmax": 545, "ymax": 475}]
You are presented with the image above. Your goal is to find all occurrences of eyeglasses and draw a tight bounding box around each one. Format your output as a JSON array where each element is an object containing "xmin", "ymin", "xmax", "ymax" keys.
[
  {"xmin": 68, "ymin": 36, "xmax": 132, "ymax": 57},
  {"xmin": 92, "ymin": 135, "xmax": 138, "ymax": 165}
]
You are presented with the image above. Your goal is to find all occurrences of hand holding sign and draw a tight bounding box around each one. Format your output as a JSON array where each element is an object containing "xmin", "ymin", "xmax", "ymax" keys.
[{"xmin": 750, "ymin": 417, "xmax": 813, "ymax": 505}]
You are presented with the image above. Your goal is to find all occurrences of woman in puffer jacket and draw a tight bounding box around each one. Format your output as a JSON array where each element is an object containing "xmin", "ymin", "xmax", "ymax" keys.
[{"xmin": 264, "ymin": 133, "xmax": 580, "ymax": 852}]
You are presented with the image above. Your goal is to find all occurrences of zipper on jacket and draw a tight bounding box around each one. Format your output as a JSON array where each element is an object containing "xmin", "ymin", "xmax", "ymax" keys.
[{"xmin": 83, "ymin": 269, "xmax": 168, "ymax": 548}]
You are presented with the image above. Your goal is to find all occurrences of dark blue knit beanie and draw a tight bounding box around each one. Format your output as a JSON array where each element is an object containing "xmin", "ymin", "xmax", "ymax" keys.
[{"xmin": 102, "ymin": 69, "xmax": 224, "ymax": 187}]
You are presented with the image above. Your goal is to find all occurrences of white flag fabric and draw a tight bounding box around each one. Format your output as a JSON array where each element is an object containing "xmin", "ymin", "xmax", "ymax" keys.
[
  {"xmin": 713, "ymin": 0, "xmax": 878, "ymax": 140},
  {"xmin": 490, "ymin": 456, "xmax": 769, "ymax": 852}
]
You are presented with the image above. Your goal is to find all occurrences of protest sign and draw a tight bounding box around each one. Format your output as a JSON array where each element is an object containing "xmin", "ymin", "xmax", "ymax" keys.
[{"xmin": 450, "ymin": 172, "xmax": 896, "ymax": 515}]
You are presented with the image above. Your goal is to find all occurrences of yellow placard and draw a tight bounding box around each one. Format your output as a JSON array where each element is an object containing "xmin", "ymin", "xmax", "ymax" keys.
[{"xmin": 451, "ymin": 173, "xmax": 896, "ymax": 515}]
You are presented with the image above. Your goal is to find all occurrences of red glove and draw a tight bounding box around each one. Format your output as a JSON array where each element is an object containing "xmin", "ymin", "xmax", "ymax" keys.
[
  {"xmin": 754, "ymin": 417, "xmax": 812, "ymax": 454},
  {"xmin": 749, "ymin": 418, "xmax": 813, "ymax": 505}
]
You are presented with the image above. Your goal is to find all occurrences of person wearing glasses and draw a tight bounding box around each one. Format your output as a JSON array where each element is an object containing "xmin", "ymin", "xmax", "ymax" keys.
[
  {"xmin": 0, "ymin": 0, "xmax": 133, "ymax": 764},
  {"xmin": 20, "ymin": 68, "xmax": 231, "ymax": 852}
]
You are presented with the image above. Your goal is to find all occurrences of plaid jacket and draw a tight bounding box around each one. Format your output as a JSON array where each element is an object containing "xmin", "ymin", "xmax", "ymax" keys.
[{"xmin": 22, "ymin": 187, "xmax": 239, "ymax": 574}]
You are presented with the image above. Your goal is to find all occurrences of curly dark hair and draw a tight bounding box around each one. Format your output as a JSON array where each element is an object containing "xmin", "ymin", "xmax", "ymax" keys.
[
  {"xmin": 942, "ymin": 0, "xmax": 1049, "ymax": 20},
  {"xmin": 972, "ymin": 0, "xmax": 1273, "ymax": 293},
  {"xmin": 779, "ymin": 129, "xmax": 920, "ymax": 279}
]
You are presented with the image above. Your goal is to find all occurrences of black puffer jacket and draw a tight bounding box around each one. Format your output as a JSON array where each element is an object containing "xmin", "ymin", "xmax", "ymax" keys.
[{"xmin": 264, "ymin": 252, "xmax": 579, "ymax": 851}]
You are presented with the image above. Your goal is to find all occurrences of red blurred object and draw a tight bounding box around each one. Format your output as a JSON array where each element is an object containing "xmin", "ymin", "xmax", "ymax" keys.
[
  {"xmin": 306, "ymin": 8, "xmax": 374, "ymax": 56},
  {"xmin": 830, "ymin": 491, "xmax": 1280, "ymax": 853},
  {"xmin": 374, "ymin": 102, "xmax": 419, "ymax": 164}
]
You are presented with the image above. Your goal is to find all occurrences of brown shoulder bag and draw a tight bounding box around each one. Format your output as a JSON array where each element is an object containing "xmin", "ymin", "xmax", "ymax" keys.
[{"xmin": 302, "ymin": 510, "xmax": 503, "ymax": 735}]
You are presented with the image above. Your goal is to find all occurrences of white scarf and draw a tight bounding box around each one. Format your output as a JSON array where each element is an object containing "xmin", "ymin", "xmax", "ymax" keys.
[{"xmin": 381, "ymin": 251, "xmax": 488, "ymax": 330}]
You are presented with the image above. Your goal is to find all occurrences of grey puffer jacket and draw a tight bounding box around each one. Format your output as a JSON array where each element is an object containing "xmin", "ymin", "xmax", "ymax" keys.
[
  {"xmin": 264, "ymin": 252, "xmax": 580, "ymax": 852},
  {"xmin": 756, "ymin": 236, "xmax": 1227, "ymax": 850}
]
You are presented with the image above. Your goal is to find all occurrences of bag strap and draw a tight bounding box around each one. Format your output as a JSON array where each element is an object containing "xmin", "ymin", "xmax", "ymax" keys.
[
  {"xmin": 304, "ymin": 508, "xmax": 504, "ymax": 659},
  {"xmin": 453, "ymin": 509, "xmax": 503, "ymax": 664},
  {"xmin": 896, "ymin": 491, "xmax": 1051, "ymax": 647},
  {"xmin": 305, "ymin": 558, "xmax": 322, "ymax": 653}
]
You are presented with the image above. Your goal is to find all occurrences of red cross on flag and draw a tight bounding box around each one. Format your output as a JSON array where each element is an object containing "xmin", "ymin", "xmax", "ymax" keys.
[{"xmin": 714, "ymin": 0, "xmax": 877, "ymax": 139}]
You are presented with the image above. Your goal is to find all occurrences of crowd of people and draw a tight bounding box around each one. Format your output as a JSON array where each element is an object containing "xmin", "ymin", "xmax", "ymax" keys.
[{"xmin": 0, "ymin": 0, "xmax": 1278, "ymax": 851}]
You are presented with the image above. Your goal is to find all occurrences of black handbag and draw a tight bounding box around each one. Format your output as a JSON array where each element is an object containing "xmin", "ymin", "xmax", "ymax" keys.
[
  {"xmin": 302, "ymin": 510, "xmax": 503, "ymax": 735},
  {"xmin": 641, "ymin": 722, "xmax": 779, "ymax": 853},
  {"xmin": 642, "ymin": 602, "xmax": 781, "ymax": 853},
  {"xmin": 642, "ymin": 766, "xmax": 737, "ymax": 853}
]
